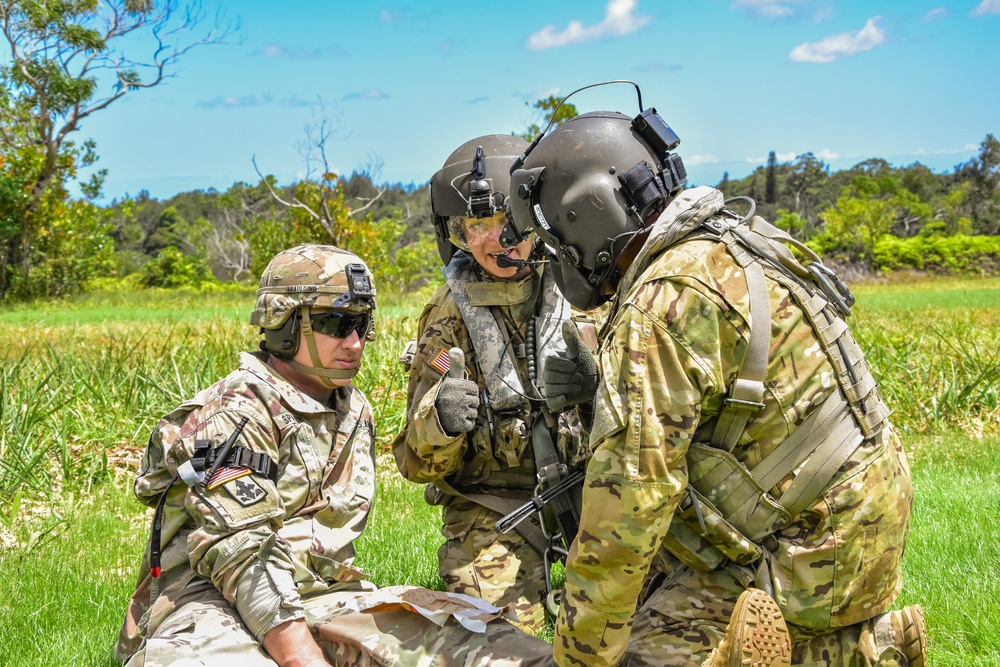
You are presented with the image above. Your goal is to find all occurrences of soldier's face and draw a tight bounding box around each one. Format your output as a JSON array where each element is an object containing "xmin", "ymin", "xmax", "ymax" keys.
[
  {"xmin": 292, "ymin": 320, "xmax": 366, "ymax": 389},
  {"xmin": 462, "ymin": 212, "xmax": 534, "ymax": 280}
]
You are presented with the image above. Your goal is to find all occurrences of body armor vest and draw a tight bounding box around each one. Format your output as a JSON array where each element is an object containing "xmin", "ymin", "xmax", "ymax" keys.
[
  {"xmin": 618, "ymin": 188, "xmax": 891, "ymax": 579},
  {"xmin": 442, "ymin": 253, "xmax": 572, "ymax": 489}
]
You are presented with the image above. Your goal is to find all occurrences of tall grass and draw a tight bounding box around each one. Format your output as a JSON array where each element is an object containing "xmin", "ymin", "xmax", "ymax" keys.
[
  {"xmin": 1, "ymin": 433, "xmax": 995, "ymax": 666},
  {"xmin": 850, "ymin": 278, "xmax": 1000, "ymax": 440},
  {"xmin": 0, "ymin": 278, "xmax": 997, "ymax": 664},
  {"xmin": 4, "ymin": 279, "xmax": 997, "ymax": 518},
  {"xmin": 0, "ymin": 291, "xmax": 428, "ymax": 523}
]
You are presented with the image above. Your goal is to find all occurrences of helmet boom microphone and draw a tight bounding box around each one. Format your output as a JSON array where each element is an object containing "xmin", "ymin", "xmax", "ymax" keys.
[{"xmin": 494, "ymin": 254, "xmax": 547, "ymax": 270}]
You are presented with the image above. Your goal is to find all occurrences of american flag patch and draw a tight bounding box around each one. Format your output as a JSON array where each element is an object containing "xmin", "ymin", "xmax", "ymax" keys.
[
  {"xmin": 206, "ymin": 466, "xmax": 253, "ymax": 490},
  {"xmin": 429, "ymin": 348, "xmax": 451, "ymax": 375}
]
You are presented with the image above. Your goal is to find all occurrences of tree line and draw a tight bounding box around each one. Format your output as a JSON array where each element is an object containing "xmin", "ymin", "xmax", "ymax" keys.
[
  {"xmin": 0, "ymin": 2, "xmax": 997, "ymax": 302},
  {"xmin": 715, "ymin": 136, "xmax": 1000, "ymax": 278}
]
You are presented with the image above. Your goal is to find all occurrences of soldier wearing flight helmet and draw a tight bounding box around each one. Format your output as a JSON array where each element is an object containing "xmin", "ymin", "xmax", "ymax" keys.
[
  {"xmin": 393, "ymin": 134, "xmax": 597, "ymax": 632},
  {"xmin": 502, "ymin": 88, "xmax": 925, "ymax": 667}
]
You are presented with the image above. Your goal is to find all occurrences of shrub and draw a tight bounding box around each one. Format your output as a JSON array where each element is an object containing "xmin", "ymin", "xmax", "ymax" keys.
[
  {"xmin": 138, "ymin": 247, "xmax": 216, "ymax": 288},
  {"xmin": 872, "ymin": 235, "xmax": 1000, "ymax": 274}
]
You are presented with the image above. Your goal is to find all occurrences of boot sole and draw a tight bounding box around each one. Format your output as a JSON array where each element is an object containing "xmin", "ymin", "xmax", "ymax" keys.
[{"xmin": 736, "ymin": 590, "xmax": 792, "ymax": 667}]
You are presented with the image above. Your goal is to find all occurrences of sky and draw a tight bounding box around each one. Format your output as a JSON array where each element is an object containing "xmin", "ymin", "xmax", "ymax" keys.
[{"xmin": 72, "ymin": 0, "xmax": 1000, "ymax": 202}]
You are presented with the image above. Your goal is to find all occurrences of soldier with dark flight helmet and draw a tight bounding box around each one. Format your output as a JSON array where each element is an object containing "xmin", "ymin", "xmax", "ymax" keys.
[
  {"xmin": 392, "ymin": 133, "xmax": 597, "ymax": 633},
  {"xmin": 501, "ymin": 83, "xmax": 927, "ymax": 667}
]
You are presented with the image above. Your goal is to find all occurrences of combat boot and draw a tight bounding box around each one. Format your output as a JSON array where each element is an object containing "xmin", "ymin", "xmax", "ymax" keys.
[
  {"xmin": 873, "ymin": 604, "xmax": 927, "ymax": 667},
  {"xmin": 704, "ymin": 588, "xmax": 791, "ymax": 667}
]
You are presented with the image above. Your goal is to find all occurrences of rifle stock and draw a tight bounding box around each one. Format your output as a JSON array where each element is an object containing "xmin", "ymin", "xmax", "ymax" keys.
[{"xmin": 495, "ymin": 469, "xmax": 585, "ymax": 535}]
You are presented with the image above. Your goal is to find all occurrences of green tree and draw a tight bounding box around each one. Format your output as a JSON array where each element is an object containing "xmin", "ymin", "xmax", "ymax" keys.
[
  {"xmin": 718, "ymin": 171, "xmax": 729, "ymax": 192},
  {"xmin": 765, "ymin": 151, "xmax": 777, "ymax": 204},
  {"xmin": 811, "ymin": 174, "xmax": 932, "ymax": 261},
  {"xmin": 954, "ymin": 134, "xmax": 1000, "ymax": 235},
  {"xmin": 0, "ymin": 0, "xmax": 230, "ymax": 299},
  {"xmin": 516, "ymin": 95, "xmax": 579, "ymax": 142},
  {"xmin": 786, "ymin": 153, "xmax": 829, "ymax": 231}
]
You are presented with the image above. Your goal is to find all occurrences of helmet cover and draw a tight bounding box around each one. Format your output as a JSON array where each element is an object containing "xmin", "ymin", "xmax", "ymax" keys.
[{"xmin": 251, "ymin": 244, "xmax": 376, "ymax": 330}]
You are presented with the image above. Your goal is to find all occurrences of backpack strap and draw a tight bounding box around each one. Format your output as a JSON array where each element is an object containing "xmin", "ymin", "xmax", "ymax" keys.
[{"xmin": 710, "ymin": 240, "xmax": 771, "ymax": 452}]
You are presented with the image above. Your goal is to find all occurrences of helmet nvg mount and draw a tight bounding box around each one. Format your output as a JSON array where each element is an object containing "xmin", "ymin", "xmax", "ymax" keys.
[
  {"xmin": 500, "ymin": 81, "xmax": 687, "ymax": 310},
  {"xmin": 250, "ymin": 244, "xmax": 376, "ymax": 385},
  {"xmin": 430, "ymin": 134, "xmax": 530, "ymax": 264}
]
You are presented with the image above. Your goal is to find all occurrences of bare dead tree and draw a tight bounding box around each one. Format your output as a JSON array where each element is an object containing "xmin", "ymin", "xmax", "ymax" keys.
[
  {"xmin": 252, "ymin": 101, "xmax": 386, "ymax": 244},
  {"xmin": 346, "ymin": 153, "xmax": 387, "ymax": 218},
  {"xmin": 208, "ymin": 207, "xmax": 252, "ymax": 282}
]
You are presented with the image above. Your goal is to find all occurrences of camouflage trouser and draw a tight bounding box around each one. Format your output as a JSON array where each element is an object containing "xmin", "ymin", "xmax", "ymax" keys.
[
  {"xmin": 620, "ymin": 561, "xmax": 893, "ymax": 666},
  {"xmin": 439, "ymin": 498, "xmax": 549, "ymax": 634},
  {"xmin": 124, "ymin": 584, "xmax": 554, "ymax": 666}
]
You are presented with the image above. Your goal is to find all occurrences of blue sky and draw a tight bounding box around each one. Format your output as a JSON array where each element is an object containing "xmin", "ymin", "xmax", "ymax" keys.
[{"xmin": 78, "ymin": 0, "xmax": 1000, "ymax": 201}]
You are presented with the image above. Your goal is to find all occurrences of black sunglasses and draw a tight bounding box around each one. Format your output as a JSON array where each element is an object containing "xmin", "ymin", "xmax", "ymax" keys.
[{"xmin": 309, "ymin": 311, "xmax": 372, "ymax": 339}]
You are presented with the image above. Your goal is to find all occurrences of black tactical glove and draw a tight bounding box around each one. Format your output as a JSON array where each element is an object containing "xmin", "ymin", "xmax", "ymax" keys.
[
  {"xmin": 435, "ymin": 347, "xmax": 480, "ymax": 435},
  {"xmin": 542, "ymin": 320, "xmax": 599, "ymax": 413}
]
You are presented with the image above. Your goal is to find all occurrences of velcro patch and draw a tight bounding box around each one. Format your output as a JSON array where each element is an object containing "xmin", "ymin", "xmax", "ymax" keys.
[
  {"xmin": 206, "ymin": 466, "xmax": 252, "ymax": 490},
  {"xmin": 223, "ymin": 476, "xmax": 268, "ymax": 507},
  {"xmin": 429, "ymin": 348, "xmax": 451, "ymax": 375},
  {"xmin": 195, "ymin": 474, "xmax": 282, "ymax": 529}
]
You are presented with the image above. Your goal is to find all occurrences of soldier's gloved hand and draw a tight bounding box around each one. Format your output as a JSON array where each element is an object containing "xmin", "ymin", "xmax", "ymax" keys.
[
  {"xmin": 542, "ymin": 320, "xmax": 599, "ymax": 413},
  {"xmin": 435, "ymin": 347, "xmax": 480, "ymax": 435}
]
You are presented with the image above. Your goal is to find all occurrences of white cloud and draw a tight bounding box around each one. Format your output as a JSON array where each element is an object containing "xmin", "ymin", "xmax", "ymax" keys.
[
  {"xmin": 914, "ymin": 143, "xmax": 978, "ymax": 155},
  {"xmin": 526, "ymin": 0, "xmax": 651, "ymax": 51},
  {"xmin": 732, "ymin": 0, "xmax": 799, "ymax": 19},
  {"xmin": 341, "ymin": 89, "xmax": 390, "ymax": 101},
  {"xmin": 731, "ymin": 0, "xmax": 834, "ymax": 20},
  {"xmin": 923, "ymin": 7, "xmax": 950, "ymax": 21},
  {"xmin": 196, "ymin": 94, "xmax": 274, "ymax": 109},
  {"xmin": 747, "ymin": 150, "xmax": 834, "ymax": 163},
  {"xmin": 685, "ymin": 154, "xmax": 719, "ymax": 165},
  {"xmin": 254, "ymin": 43, "xmax": 347, "ymax": 59},
  {"xmin": 971, "ymin": 0, "xmax": 1000, "ymax": 16},
  {"xmin": 517, "ymin": 86, "xmax": 561, "ymax": 102},
  {"xmin": 789, "ymin": 17, "xmax": 885, "ymax": 63}
]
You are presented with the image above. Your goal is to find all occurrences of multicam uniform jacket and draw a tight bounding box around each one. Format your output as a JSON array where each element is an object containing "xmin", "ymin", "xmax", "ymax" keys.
[
  {"xmin": 554, "ymin": 187, "xmax": 913, "ymax": 666},
  {"xmin": 116, "ymin": 351, "xmax": 376, "ymax": 661}
]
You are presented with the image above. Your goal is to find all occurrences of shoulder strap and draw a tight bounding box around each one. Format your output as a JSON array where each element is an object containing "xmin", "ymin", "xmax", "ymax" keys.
[
  {"xmin": 710, "ymin": 239, "xmax": 771, "ymax": 452},
  {"xmin": 443, "ymin": 255, "xmax": 523, "ymax": 411}
]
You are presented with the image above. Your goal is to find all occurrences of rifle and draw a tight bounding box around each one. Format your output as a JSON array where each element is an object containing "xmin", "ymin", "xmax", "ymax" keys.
[{"xmin": 495, "ymin": 468, "xmax": 585, "ymax": 535}]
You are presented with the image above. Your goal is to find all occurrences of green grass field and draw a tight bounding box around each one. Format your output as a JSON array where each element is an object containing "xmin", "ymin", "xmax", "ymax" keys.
[{"xmin": 1, "ymin": 276, "xmax": 998, "ymax": 665}]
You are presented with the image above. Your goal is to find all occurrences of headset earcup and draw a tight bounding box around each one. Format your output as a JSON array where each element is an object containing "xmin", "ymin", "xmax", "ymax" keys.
[{"xmin": 262, "ymin": 315, "xmax": 300, "ymax": 359}]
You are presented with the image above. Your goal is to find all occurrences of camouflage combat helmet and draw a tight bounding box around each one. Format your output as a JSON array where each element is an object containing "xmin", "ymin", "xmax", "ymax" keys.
[
  {"xmin": 251, "ymin": 244, "xmax": 376, "ymax": 384},
  {"xmin": 500, "ymin": 109, "xmax": 687, "ymax": 310},
  {"xmin": 430, "ymin": 134, "xmax": 530, "ymax": 264}
]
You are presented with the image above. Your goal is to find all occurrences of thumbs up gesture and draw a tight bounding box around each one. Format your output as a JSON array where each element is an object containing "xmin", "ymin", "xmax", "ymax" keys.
[
  {"xmin": 435, "ymin": 347, "xmax": 481, "ymax": 435},
  {"xmin": 541, "ymin": 320, "xmax": 599, "ymax": 413}
]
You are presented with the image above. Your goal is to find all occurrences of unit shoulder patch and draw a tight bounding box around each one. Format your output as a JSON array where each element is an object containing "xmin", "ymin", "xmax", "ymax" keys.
[{"xmin": 223, "ymin": 476, "xmax": 268, "ymax": 507}]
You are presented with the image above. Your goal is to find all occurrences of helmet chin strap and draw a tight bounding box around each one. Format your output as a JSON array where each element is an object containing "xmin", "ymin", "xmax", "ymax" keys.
[{"xmin": 287, "ymin": 307, "xmax": 359, "ymax": 387}]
